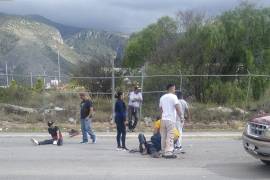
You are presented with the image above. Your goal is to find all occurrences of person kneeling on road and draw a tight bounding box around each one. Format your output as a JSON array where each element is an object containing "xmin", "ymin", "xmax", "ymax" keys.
[
  {"xmin": 31, "ymin": 121, "xmax": 63, "ymax": 146},
  {"xmin": 138, "ymin": 117, "xmax": 179, "ymax": 158}
]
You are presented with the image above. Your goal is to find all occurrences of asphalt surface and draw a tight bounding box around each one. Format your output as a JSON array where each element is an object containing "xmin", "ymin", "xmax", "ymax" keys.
[{"xmin": 0, "ymin": 133, "xmax": 269, "ymax": 180}]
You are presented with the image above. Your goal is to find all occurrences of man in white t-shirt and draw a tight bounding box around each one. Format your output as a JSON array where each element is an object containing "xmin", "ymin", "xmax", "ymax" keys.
[
  {"xmin": 128, "ymin": 86, "xmax": 143, "ymax": 131},
  {"xmin": 159, "ymin": 84, "xmax": 182, "ymax": 159},
  {"xmin": 175, "ymin": 91, "xmax": 191, "ymax": 150}
]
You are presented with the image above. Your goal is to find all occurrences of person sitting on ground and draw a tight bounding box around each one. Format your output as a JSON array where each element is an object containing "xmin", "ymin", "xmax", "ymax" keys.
[
  {"xmin": 137, "ymin": 116, "xmax": 180, "ymax": 158},
  {"xmin": 31, "ymin": 121, "xmax": 63, "ymax": 146}
]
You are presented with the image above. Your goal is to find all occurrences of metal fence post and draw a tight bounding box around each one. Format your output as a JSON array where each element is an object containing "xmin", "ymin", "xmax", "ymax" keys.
[
  {"xmin": 43, "ymin": 71, "xmax": 46, "ymax": 87},
  {"xmin": 243, "ymin": 70, "xmax": 252, "ymax": 121},
  {"xmin": 178, "ymin": 69, "xmax": 182, "ymax": 92},
  {"xmin": 111, "ymin": 57, "xmax": 115, "ymax": 122},
  {"xmin": 58, "ymin": 50, "xmax": 61, "ymax": 84},
  {"xmin": 30, "ymin": 72, "xmax": 33, "ymax": 88},
  {"xmin": 5, "ymin": 62, "xmax": 8, "ymax": 87},
  {"xmin": 139, "ymin": 65, "xmax": 145, "ymax": 130}
]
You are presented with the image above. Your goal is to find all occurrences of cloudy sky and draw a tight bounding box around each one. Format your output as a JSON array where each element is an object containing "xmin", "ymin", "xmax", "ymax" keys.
[{"xmin": 0, "ymin": 0, "xmax": 270, "ymax": 33}]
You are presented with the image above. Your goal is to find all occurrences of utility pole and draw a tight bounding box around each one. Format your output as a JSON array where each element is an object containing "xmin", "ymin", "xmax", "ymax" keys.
[
  {"xmin": 139, "ymin": 65, "xmax": 145, "ymax": 124},
  {"xmin": 58, "ymin": 50, "xmax": 61, "ymax": 84},
  {"xmin": 30, "ymin": 72, "xmax": 33, "ymax": 88},
  {"xmin": 11, "ymin": 64, "xmax": 14, "ymax": 81},
  {"xmin": 111, "ymin": 55, "xmax": 115, "ymax": 121},
  {"xmin": 178, "ymin": 69, "xmax": 183, "ymax": 92},
  {"xmin": 43, "ymin": 71, "xmax": 46, "ymax": 87},
  {"xmin": 5, "ymin": 62, "xmax": 8, "ymax": 87},
  {"xmin": 243, "ymin": 69, "xmax": 252, "ymax": 121}
]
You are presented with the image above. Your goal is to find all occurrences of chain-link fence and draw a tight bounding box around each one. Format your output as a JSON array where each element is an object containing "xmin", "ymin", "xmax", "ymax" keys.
[{"xmin": 1, "ymin": 71, "xmax": 270, "ymax": 132}]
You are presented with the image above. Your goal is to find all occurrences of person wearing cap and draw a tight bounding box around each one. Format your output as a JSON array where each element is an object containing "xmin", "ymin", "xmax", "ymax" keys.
[
  {"xmin": 114, "ymin": 91, "xmax": 128, "ymax": 151},
  {"xmin": 128, "ymin": 85, "xmax": 143, "ymax": 132},
  {"xmin": 79, "ymin": 92, "xmax": 96, "ymax": 144},
  {"xmin": 159, "ymin": 84, "xmax": 182, "ymax": 159},
  {"xmin": 31, "ymin": 121, "xmax": 63, "ymax": 146}
]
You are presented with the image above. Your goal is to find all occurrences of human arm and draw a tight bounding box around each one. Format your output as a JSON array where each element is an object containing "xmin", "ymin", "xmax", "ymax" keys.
[
  {"xmin": 135, "ymin": 93, "xmax": 143, "ymax": 102},
  {"xmin": 153, "ymin": 125, "xmax": 160, "ymax": 135},
  {"xmin": 123, "ymin": 102, "xmax": 128, "ymax": 125},
  {"xmin": 87, "ymin": 100, "xmax": 94, "ymax": 118},
  {"xmin": 175, "ymin": 104, "xmax": 182, "ymax": 119},
  {"xmin": 89, "ymin": 107, "xmax": 94, "ymax": 118},
  {"xmin": 186, "ymin": 108, "xmax": 191, "ymax": 122},
  {"xmin": 184, "ymin": 101, "xmax": 191, "ymax": 122},
  {"xmin": 174, "ymin": 96, "xmax": 182, "ymax": 118}
]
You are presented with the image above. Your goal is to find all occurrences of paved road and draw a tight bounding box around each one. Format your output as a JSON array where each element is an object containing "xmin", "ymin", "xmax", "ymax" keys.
[{"xmin": 0, "ymin": 134, "xmax": 269, "ymax": 180}]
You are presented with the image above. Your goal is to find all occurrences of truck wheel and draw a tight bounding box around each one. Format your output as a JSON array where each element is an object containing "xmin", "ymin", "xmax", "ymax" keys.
[{"xmin": 260, "ymin": 160, "xmax": 270, "ymax": 165}]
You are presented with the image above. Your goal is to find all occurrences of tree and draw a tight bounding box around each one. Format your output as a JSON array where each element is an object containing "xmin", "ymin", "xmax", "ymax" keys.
[
  {"xmin": 123, "ymin": 16, "xmax": 178, "ymax": 68},
  {"xmin": 34, "ymin": 79, "xmax": 44, "ymax": 92}
]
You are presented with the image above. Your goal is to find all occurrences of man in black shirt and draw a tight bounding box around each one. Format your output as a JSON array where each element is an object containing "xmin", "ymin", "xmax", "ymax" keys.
[
  {"xmin": 79, "ymin": 92, "xmax": 96, "ymax": 144},
  {"xmin": 31, "ymin": 121, "xmax": 63, "ymax": 146}
]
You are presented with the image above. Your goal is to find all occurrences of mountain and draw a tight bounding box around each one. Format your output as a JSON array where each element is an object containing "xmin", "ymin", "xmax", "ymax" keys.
[
  {"xmin": 0, "ymin": 13, "xmax": 128, "ymax": 82},
  {"xmin": 26, "ymin": 15, "xmax": 85, "ymax": 38},
  {"xmin": 65, "ymin": 30, "xmax": 128, "ymax": 65},
  {"xmin": 26, "ymin": 15, "xmax": 128, "ymax": 65},
  {"xmin": 0, "ymin": 14, "xmax": 82, "ymax": 78}
]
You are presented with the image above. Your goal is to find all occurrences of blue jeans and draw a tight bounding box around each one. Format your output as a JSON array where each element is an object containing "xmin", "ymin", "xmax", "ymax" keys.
[
  {"xmin": 39, "ymin": 139, "xmax": 63, "ymax": 146},
  {"xmin": 80, "ymin": 117, "xmax": 96, "ymax": 142}
]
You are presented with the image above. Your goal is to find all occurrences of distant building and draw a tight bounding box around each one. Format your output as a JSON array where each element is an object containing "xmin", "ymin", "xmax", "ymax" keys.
[{"xmin": 45, "ymin": 79, "xmax": 59, "ymax": 89}]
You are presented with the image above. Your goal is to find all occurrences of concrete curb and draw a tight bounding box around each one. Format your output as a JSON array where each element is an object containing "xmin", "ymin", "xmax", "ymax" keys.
[{"xmin": 0, "ymin": 132, "xmax": 242, "ymax": 138}]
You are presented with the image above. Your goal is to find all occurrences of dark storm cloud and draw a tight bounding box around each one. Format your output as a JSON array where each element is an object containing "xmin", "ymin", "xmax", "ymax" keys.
[{"xmin": 0, "ymin": 0, "xmax": 269, "ymax": 33}]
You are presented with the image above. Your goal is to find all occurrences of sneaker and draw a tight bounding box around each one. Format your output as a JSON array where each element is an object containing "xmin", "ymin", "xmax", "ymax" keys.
[
  {"xmin": 163, "ymin": 154, "xmax": 177, "ymax": 159},
  {"xmin": 175, "ymin": 146, "xmax": 183, "ymax": 151},
  {"xmin": 122, "ymin": 147, "xmax": 129, "ymax": 151},
  {"xmin": 80, "ymin": 141, "xmax": 88, "ymax": 144},
  {"xmin": 141, "ymin": 148, "xmax": 148, "ymax": 155},
  {"xmin": 116, "ymin": 146, "xmax": 122, "ymax": 151},
  {"xmin": 151, "ymin": 152, "xmax": 160, "ymax": 158},
  {"xmin": 92, "ymin": 138, "xmax": 97, "ymax": 144},
  {"xmin": 30, "ymin": 138, "xmax": 39, "ymax": 145}
]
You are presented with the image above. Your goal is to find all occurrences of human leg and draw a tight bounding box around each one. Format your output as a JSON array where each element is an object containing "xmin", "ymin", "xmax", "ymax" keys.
[
  {"xmin": 128, "ymin": 106, "xmax": 133, "ymax": 130},
  {"xmin": 138, "ymin": 133, "xmax": 147, "ymax": 153},
  {"xmin": 160, "ymin": 120, "xmax": 167, "ymax": 154},
  {"xmin": 121, "ymin": 123, "xmax": 127, "ymax": 148},
  {"xmin": 132, "ymin": 107, "xmax": 139, "ymax": 130},
  {"xmin": 80, "ymin": 118, "xmax": 88, "ymax": 142},
  {"xmin": 38, "ymin": 139, "xmax": 54, "ymax": 145},
  {"xmin": 175, "ymin": 120, "xmax": 181, "ymax": 148},
  {"xmin": 85, "ymin": 118, "xmax": 96, "ymax": 143},
  {"xmin": 178, "ymin": 120, "xmax": 184, "ymax": 148},
  {"xmin": 164, "ymin": 120, "xmax": 175, "ymax": 156},
  {"xmin": 116, "ymin": 122, "xmax": 122, "ymax": 148}
]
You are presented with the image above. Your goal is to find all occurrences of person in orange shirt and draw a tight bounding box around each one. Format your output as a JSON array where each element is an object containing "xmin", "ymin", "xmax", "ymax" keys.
[{"xmin": 137, "ymin": 116, "xmax": 180, "ymax": 158}]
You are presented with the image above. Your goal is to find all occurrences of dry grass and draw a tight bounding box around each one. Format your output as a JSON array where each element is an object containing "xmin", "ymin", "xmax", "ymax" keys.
[{"xmin": 0, "ymin": 90, "xmax": 249, "ymax": 132}]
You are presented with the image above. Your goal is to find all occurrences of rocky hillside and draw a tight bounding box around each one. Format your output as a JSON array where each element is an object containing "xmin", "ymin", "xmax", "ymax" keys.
[
  {"xmin": 0, "ymin": 14, "xmax": 81, "ymax": 76},
  {"xmin": 26, "ymin": 15, "xmax": 84, "ymax": 38},
  {"xmin": 65, "ymin": 30, "xmax": 128, "ymax": 65},
  {"xmin": 0, "ymin": 13, "xmax": 128, "ymax": 78}
]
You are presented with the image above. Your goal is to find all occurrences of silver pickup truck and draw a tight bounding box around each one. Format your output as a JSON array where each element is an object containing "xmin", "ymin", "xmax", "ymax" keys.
[{"xmin": 242, "ymin": 115, "xmax": 270, "ymax": 165}]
